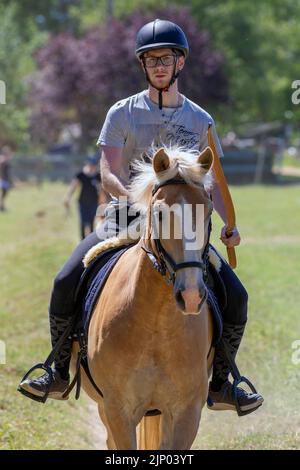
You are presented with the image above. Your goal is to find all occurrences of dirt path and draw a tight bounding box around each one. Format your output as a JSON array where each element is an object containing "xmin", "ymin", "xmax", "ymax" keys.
[
  {"xmin": 87, "ymin": 402, "xmax": 107, "ymax": 450},
  {"xmin": 273, "ymin": 165, "xmax": 300, "ymax": 177}
]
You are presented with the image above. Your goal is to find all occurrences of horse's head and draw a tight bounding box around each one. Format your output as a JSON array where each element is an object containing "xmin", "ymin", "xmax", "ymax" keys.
[{"xmin": 130, "ymin": 145, "xmax": 214, "ymax": 315}]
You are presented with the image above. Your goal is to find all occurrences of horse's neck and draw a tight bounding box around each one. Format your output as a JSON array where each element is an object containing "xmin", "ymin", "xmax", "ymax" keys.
[{"xmin": 129, "ymin": 242, "xmax": 178, "ymax": 329}]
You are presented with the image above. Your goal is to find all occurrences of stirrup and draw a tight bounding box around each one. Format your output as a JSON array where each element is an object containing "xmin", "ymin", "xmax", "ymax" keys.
[
  {"xmin": 232, "ymin": 375, "xmax": 262, "ymax": 417},
  {"xmin": 17, "ymin": 363, "xmax": 54, "ymax": 403}
]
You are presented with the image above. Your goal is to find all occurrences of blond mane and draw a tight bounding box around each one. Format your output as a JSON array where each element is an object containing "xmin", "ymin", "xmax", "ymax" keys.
[{"xmin": 128, "ymin": 145, "xmax": 213, "ymax": 214}]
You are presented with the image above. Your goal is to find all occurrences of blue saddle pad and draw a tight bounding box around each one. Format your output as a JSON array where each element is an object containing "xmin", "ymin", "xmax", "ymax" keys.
[
  {"xmin": 82, "ymin": 248, "xmax": 223, "ymax": 345},
  {"xmin": 83, "ymin": 247, "xmax": 130, "ymax": 331}
]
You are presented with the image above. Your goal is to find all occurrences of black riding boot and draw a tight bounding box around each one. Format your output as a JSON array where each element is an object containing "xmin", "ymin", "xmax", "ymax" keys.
[
  {"xmin": 211, "ymin": 322, "xmax": 246, "ymax": 390},
  {"xmin": 49, "ymin": 314, "xmax": 73, "ymax": 380},
  {"xmin": 208, "ymin": 322, "xmax": 264, "ymax": 413},
  {"xmin": 18, "ymin": 314, "xmax": 73, "ymax": 400}
]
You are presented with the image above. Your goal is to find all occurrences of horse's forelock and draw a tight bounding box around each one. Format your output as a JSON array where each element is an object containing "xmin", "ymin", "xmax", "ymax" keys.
[{"xmin": 128, "ymin": 146, "xmax": 213, "ymax": 211}]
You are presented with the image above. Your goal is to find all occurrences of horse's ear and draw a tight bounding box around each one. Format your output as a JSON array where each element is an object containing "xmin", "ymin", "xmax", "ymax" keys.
[
  {"xmin": 153, "ymin": 148, "xmax": 170, "ymax": 173},
  {"xmin": 197, "ymin": 147, "xmax": 214, "ymax": 173}
]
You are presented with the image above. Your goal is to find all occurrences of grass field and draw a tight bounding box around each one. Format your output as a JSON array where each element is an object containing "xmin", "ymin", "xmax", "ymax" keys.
[
  {"xmin": 281, "ymin": 151, "xmax": 300, "ymax": 169},
  {"xmin": 195, "ymin": 182, "xmax": 300, "ymax": 449},
  {"xmin": 0, "ymin": 182, "xmax": 99, "ymax": 450},
  {"xmin": 0, "ymin": 181, "xmax": 300, "ymax": 450}
]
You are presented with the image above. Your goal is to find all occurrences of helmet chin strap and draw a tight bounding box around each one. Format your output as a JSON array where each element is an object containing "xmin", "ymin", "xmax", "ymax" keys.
[{"xmin": 142, "ymin": 57, "xmax": 181, "ymax": 109}]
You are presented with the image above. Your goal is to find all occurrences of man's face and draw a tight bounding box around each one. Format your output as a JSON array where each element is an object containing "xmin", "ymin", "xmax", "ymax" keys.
[{"xmin": 141, "ymin": 48, "xmax": 185, "ymax": 89}]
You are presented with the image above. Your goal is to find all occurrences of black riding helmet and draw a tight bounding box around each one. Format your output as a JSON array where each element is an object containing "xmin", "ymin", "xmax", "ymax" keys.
[
  {"xmin": 135, "ymin": 19, "xmax": 189, "ymax": 108},
  {"xmin": 135, "ymin": 19, "xmax": 189, "ymax": 59}
]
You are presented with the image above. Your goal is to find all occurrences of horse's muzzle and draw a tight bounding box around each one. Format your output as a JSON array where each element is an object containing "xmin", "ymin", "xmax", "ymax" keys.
[{"xmin": 174, "ymin": 284, "xmax": 207, "ymax": 315}]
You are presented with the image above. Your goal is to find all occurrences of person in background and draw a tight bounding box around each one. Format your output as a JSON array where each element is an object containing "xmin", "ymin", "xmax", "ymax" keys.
[
  {"xmin": 0, "ymin": 145, "xmax": 14, "ymax": 212},
  {"xmin": 64, "ymin": 156, "xmax": 102, "ymax": 239}
]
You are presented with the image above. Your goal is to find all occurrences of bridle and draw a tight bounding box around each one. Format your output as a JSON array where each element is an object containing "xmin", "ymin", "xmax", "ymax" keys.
[{"xmin": 141, "ymin": 178, "xmax": 211, "ymax": 286}]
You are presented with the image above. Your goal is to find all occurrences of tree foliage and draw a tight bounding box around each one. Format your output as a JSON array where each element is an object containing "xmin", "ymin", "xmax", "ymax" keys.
[
  {"xmin": 0, "ymin": 3, "xmax": 46, "ymax": 149},
  {"xmin": 1, "ymin": 0, "xmax": 299, "ymax": 151},
  {"xmin": 29, "ymin": 6, "xmax": 227, "ymax": 151},
  {"xmin": 171, "ymin": 0, "xmax": 300, "ymax": 128}
]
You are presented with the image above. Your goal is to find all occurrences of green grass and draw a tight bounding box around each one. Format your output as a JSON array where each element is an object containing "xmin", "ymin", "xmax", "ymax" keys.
[
  {"xmin": 1, "ymin": 182, "xmax": 300, "ymax": 449},
  {"xmin": 194, "ymin": 185, "xmax": 300, "ymax": 450},
  {"xmin": 0, "ymin": 182, "xmax": 97, "ymax": 450},
  {"xmin": 281, "ymin": 151, "xmax": 300, "ymax": 169}
]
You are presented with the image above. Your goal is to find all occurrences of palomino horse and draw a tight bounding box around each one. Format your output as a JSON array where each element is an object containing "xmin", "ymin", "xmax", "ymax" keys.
[{"xmin": 72, "ymin": 146, "xmax": 215, "ymax": 449}]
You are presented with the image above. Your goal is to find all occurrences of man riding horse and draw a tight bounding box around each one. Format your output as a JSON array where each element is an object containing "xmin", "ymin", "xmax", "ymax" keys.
[{"xmin": 19, "ymin": 19, "xmax": 263, "ymax": 414}]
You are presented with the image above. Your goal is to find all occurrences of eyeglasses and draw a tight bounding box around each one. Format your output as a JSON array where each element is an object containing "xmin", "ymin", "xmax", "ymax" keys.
[{"xmin": 143, "ymin": 54, "xmax": 177, "ymax": 68}]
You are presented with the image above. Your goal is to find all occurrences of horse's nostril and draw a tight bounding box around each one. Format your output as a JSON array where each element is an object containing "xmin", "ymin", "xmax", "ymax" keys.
[{"xmin": 175, "ymin": 289, "xmax": 185, "ymax": 311}]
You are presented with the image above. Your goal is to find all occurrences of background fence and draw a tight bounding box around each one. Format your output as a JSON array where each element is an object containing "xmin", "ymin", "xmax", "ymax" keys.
[{"xmin": 11, "ymin": 148, "xmax": 277, "ymax": 186}]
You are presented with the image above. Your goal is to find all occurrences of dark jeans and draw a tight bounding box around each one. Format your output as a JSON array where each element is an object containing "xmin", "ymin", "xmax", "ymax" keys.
[
  {"xmin": 217, "ymin": 258, "xmax": 248, "ymax": 325},
  {"xmin": 49, "ymin": 231, "xmax": 99, "ymax": 318}
]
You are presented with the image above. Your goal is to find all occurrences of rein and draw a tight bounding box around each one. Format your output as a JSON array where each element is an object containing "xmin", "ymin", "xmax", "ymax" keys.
[{"xmin": 142, "ymin": 178, "xmax": 210, "ymax": 285}]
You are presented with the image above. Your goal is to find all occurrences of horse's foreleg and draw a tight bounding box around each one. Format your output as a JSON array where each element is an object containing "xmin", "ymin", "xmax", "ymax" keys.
[
  {"xmin": 158, "ymin": 410, "xmax": 173, "ymax": 450},
  {"xmin": 97, "ymin": 403, "xmax": 116, "ymax": 450},
  {"xmin": 164, "ymin": 401, "xmax": 202, "ymax": 450},
  {"xmin": 104, "ymin": 403, "xmax": 137, "ymax": 450}
]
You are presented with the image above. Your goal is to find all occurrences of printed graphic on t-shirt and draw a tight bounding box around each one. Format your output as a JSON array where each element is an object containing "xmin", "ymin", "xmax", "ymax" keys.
[{"xmin": 166, "ymin": 125, "xmax": 199, "ymax": 148}]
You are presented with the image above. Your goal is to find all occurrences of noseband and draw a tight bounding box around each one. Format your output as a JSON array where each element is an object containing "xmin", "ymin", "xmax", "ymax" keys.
[{"xmin": 142, "ymin": 178, "xmax": 211, "ymax": 285}]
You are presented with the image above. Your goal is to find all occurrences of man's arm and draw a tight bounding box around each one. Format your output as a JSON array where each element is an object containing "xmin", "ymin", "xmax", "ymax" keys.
[
  {"xmin": 98, "ymin": 188, "xmax": 109, "ymax": 206},
  {"xmin": 100, "ymin": 146, "xmax": 129, "ymax": 198},
  {"xmin": 211, "ymin": 181, "xmax": 241, "ymax": 248},
  {"xmin": 63, "ymin": 178, "xmax": 80, "ymax": 209}
]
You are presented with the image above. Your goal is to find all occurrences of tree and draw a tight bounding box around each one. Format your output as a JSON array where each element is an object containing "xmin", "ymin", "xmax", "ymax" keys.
[
  {"xmin": 1, "ymin": 0, "xmax": 81, "ymax": 36},
  {"xmin": 0, "ymin": 3, "xmax": 46, "ymax": 149},
  {"xmin": 171, "ymin": 0, "xmax": 300, "ymax": 128},
  {"xmin": 29, "ymin": 6, "xmax": 228, "ymax": 151}
]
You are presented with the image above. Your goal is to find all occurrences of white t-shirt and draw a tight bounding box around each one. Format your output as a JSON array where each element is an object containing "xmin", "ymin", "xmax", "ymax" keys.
[{"xmin": 97, "ymin": 89, "xmax": 223, "ymax": 184}]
